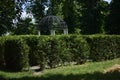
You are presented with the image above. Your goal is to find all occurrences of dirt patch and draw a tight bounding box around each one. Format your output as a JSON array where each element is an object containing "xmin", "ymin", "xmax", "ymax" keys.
[
  {"xmin": 30, "ymin": 66, "xmax": 40, "ymax": 70},
  {"xmin": 104, "ymin": 64, "xmax": 120, "ymax": 73},
  {"xmin": 30, "ymin": 66, "xmax": 42, "ymax": 76},
  {"xmin": 33, "ymin": 71, "xmax": 42, "ymax": 76}
]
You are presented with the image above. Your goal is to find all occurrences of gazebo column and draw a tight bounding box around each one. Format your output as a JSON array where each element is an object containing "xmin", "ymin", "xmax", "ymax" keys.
[
  {"xmin": 38, "ymin": 31, "xmax": 41, "ymax": 36},
  {"xmin": 63, "ymin": 29, "xmax": 68, "ymax": 35},
  {"xmin": 50, "ymin": 29, "xmax": 56, "ymax": 35}
]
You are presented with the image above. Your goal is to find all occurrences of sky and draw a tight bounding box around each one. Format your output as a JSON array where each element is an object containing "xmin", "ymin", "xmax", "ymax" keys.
[{"xmin": 104, "ymin": 0, "xmax": 112, "ymax": 3}]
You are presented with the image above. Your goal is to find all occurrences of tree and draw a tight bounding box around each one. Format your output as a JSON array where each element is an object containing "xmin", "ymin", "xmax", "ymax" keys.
[
  {"xmin": 13, "ymin": 18, "xmax": 36, "ymax": 35},
  {"xmin": 61, "ymin": 0, "xmax": 108, "ymax": 34},
  {"xmin": 45, "ymin": 0, "xmax": 80, "ymax": 33},
  {"xmin": 0, "ymin": 0, "xmax": 15, "ymax": 36},
  {"xmin": 29, "ymin": 0, "xmax": 47, "ymax": 24},
  {"xmin": 26, "ymin": 0, "xmax": 80, "ymax": 34},
  {"xmin": 12, "ymin": 0, "xmax": 37, "ymax": 35},
  {"xmin": 79, "ymin": 0, "xmax": 108, "ymax": 34},
  {"xmin": 62, "ymin": 0, "xmax": 79, "ymax": 33},
  {"xmin": 104, "ymin": 0, "xmax": 120, "ymax": 34},
  {"xmin": 98, "ymin": 0, "xmax": 109, "ymax": 33},
  {"xmin": 47, "ymin": 0, "xmax": 64, "ymax": 16}
]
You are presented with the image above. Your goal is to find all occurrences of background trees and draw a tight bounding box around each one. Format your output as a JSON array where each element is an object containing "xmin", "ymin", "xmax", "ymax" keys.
[
  {"xmin": 29, "ymin": 0, "xmax": 48, "ymax": 23},
  {"xmin": 0, "ymin": 0, "xmax": 15, "ymax": 36},
  {"xmin": 13, "ymin": 18, "xmax": 36, "ymax": 35},
  {"xmin": 77, "ymin": 0, "xmax": 109, "ymax": 34},
  {"xmin": 47, "ymin": 0, "xmax": 64, "ymax": 16},
  {"xmin": 48, "ymin": 0, "xmax": 109, "ymax": 34},
  {"xmin": 1, "ymin": 0, "xmax": 120, "ymax": 35},
  {"xmin": 105, "ymin": 0, "xmax": 120, "ymax": 34},
  {"xmin": 0, "ymin": 0, "xmax": 34, "ymax": 36},
  {"xmin": 13, "ymin": 0, "xmax": 36, "ymax": 35}
]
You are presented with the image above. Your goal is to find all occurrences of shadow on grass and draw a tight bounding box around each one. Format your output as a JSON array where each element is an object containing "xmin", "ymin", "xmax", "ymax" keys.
[{"xmin": 1, "ymin": 71, "xmax": 120, "ymax": 80}]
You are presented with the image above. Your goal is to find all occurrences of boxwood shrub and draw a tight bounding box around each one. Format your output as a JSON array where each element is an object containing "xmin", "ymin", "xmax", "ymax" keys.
[
  {"xmin": 0, "ymin": 35, "xmax": 120, "ymax": 71},
  {"xmin": 22, "ymin": 35, "xmax": 40, "ymax": 66},
  {"xmin": 58, "ymin": 35, "xmax": 72, "ymax": 64},
  {"xmin": 69, "ymin": 35, "xmax": 90, "ymax": 64},
  {"xmin": 0, "ymin": 37, "xmax": 5, "ymax": 69},
  {"xmin": 4, "ymin": 36, "xmax": 29, "ymax": 71},
  {"xmin": 86, "ymin": 35, "xmax": 120, "ymax": 61},
  {"xmin": 45, "ymin": 36, "xmax": 62, "ymax": 68},
  {"xmin": 115, "ymin": 36, "xmax": 120, "ymax": 58}
]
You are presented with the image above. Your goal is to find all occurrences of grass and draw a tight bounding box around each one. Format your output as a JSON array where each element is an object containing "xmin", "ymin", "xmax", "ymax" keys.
[{"xmin": 0, "ymin": 58, "xmax": 120, "ymax": 80}]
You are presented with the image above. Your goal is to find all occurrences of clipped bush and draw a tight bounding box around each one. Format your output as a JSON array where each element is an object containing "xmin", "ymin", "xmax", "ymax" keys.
[
  {"xmin": 86, "ymin": 35, "xmax": 118, "ymax": 61},
  {"xmin": 32, "ymin": 36, "xmax": 48, "ymax": 70},
  {"xmin": 0, "ymin": 34, "xmax": 120, "ymax": 71},
  {"xmin": 115, "ymin": 36, "xmax": 120, "ymax": 58},
  {"xmin": 45, "ymin": 36, "xmax": 62, "ymax": 68},
  {"xmin": 0, "ymin": 37, "xmax": 5, "ymax": 69},
  {"xmin": 59, "ymin": 35, "xmax": 72, "ymax": 64},
  {"xmin": 69, "ymin": 35, "xmax": 90, "ymax": 64},
  {"xmin": 22, "ymin": 35, "xmax": 40, "ymax": 66},
  {"xmin": 4, "ymin": 36, "xmax": 29, "ymax": 71}
]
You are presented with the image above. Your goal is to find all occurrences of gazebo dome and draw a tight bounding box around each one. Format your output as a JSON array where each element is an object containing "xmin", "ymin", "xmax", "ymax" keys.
[{"xmin": 38, "ymin": 16, "xmax": 68, "ymax": 35}]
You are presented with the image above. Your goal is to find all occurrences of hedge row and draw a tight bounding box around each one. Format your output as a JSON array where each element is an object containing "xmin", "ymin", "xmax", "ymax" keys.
[
  {"xmin": 85, "ymin": 35, "xmax": 120, "ymax": 61},
  {"xmin": 0, "ymin": 36, "xmax": 29, "ymax": 71},
  {"xmin": 0, "ymin": 35, "xmax": 89, "ymax": 71},
  {"xmin": 0, "ymin": 35, "xmax": 120, "ymax": 71},
  {"xmin": 0, "ymin": 37, "xmax": 5, "ymax": 69},
  {"xmin": 22, "ymin": 35, "xmax": 89, "ymax": 70}
]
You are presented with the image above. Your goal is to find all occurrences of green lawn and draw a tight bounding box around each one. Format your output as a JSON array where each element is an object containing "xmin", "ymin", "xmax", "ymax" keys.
[{"xmin": 0, "ymin": 58, "xmax": 120, "ymax": 80}]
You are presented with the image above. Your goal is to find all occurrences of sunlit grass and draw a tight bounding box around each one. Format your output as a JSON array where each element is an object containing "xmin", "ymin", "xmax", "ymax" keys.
[
  {"xmin": 42, "ymin": 58, "xmax": 120, "ymax": 75},
  {"xmin": 0, "ymin": 58, "xmax": 120, "ymax": 80},
  {"xmin": 0, "ymin": 70, "xmax": 33, "ymax": 79}
]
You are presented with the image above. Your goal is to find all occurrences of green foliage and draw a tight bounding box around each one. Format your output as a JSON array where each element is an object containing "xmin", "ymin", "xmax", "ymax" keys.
[
  {"xmin": 115, "ymin": 36, "xmax": 120, "ymax": 57},
  {"xmin": 79, "ymin": 0, "xmax": 108, "ymax": 34},
  {"xmin": 56, "ymin": 0, "xmax": 109, "ymax": 34},
  {"xmin": 0, "ymin": 0, "xmax": 115, "ymax": 35},
  {"xmin": 36, "ymin": 36, "xmax": 48, "ymax": 70},
  {"xmin": 21, "ymin": 35, "xmax": 40, "ymax": 66},
  {"xmin": 69, "ymin": 35, "xmax": 90, "ymax": 64},
  {"xmin": 0, "ymin": 37, "xmax": 5, "ymax": 69},
  {"xmin": 1, "ymin": 35, "xmax": 120, "ymax": 71},
  {"xmin": 62, "ymin": 0, "xmax": 79, "ymax": 33},
  {"xmin": 1, "ymin": 58, "xmax": 120, "ymax": 80},
  {"xmin": 58, "ymin": 36, "xmax": 72, "ymax": 63},
  {"xmin": 0, "ymin": 0, "xmax": 15, "ymax": 36},
  {"xmin": 29, "ymin": 0, "xmax": 47, "ymax": 23},
  {"xmin": 45, "ymin": 36, "xmax": 62, "ymax": 68},
  {"xmin": 86, "ymin": 35, "xmax": 120, "ymax": 61},
  {"xmin": 47, "ymin": 0, "xmax": 64, "ymax": 16},
  {"xmin": 13, "ymin": 18, "xmax": 37, "ymax": 35},
  {"xmin": 22, "ymin": 35, "xmax": 47, "ymax": 70},
  {"xmin": 105, "ymin": 0, "xmax": 120, "ymax": 34},
  {"xmin": 19, "ymin": 35, "xmax": 90, "ymax": 69},
  {"xmin": 57, "ymin": 35, "xmax": 90, "ymax": 64},
  {"xmin": 4, "ymin": 36, "xmax": 29, "ymax": 71}
]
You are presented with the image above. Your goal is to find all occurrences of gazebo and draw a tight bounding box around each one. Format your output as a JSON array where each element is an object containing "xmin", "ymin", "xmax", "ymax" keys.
[{"xmin": 38, "ymin": 16, "xmax": 68, "ymax": 35}]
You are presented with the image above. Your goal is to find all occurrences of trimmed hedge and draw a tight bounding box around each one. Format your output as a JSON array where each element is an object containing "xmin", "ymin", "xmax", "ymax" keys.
[
  {"xmin": 0, "ymin": 37, "xmax": 5, "ymax": 69},
  {"xmin": 59, "ymin": 35, "xmax": 90, "ymax": 64},
  {"xmin": 69, "ymin": 35, "xmax": 90, "ymax": 64},
  {"xmin": 22, "ymin": 35, "xmax": 89, "ymax": 69},
  {"xmin": 0, "ymin": 35, "xmax": 120, "ymax": 71},
  {"xmin": 44, "ymin": 37, "xmax": 62, "ymax": 68},
  {"xmin": 4, "ymin": 36, "xmax": 29, "ymax": 71},
  {"xmin": 22, "ymin": 36, "xmax": 40, "ymax": 66},
  {"xmin": 85, "ymin": 35, "xmax": 120, "ymax": 61},
  {"xmin": 115, "ymin": 36, "xmax": 120, "ymax": 57},
  {"xmin": 58, "ymin": 36, "xmax": 72, "ymax": 64}
]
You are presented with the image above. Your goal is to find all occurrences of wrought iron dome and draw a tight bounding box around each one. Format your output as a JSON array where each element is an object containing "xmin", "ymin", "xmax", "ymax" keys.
[
  {"xmin": 38, "ymin": 16, "xmax": 68, "ymax": 35},
  {"xmin": 38, "ymin": 16, "xmax": 67, "ymax": 30}
]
